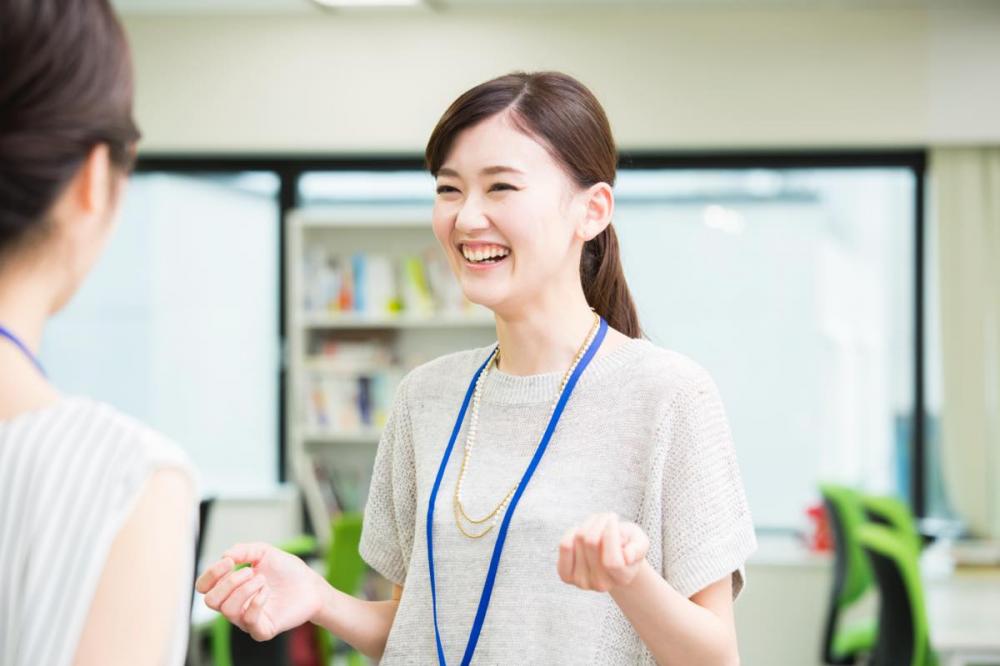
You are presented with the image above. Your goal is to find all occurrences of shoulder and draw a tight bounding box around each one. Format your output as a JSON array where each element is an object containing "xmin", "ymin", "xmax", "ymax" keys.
[
  {"xmin": 1, "ymin": 397, "xmax": 196, "ymax": 497},
  {"xmin": 620, "ymin": 338, "xmax": 722, "ymax": 406},
  {"xmin": 84, "ymin": 398, "xmax": 195, "ymax": 479}
]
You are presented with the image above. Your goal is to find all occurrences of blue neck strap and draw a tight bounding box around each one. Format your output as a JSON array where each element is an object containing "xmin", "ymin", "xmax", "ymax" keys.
[
  {"xmin": 425, "ymin": 316, "xmax": 608, "ymax": 666},
  {"xmin": 0, "ymin": 324, "xmax": 46, "ymax": 377}
]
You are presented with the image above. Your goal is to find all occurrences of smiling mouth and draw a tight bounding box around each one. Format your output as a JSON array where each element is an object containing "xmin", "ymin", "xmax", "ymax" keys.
[{"xmin": 458, "ymin": 243, "xmax": 511, "ymax": 265}]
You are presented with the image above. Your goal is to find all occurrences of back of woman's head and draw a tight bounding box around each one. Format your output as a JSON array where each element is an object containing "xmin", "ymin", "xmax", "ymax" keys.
[
  {"xmin": 425, "ymin": 71, "xmax": 643, "ymax": 338},
  {"xmin": 0, "ymin": 0, "xmax": 139, "ymax": 260}
]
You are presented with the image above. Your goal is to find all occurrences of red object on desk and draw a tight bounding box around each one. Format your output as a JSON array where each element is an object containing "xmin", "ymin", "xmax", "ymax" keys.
[{"xmin": 807, "ymin": 502, "xmax": 834, "ymax": 552}]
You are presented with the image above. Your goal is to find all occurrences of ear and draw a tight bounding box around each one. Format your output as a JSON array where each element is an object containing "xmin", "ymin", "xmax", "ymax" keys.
[
  {"xmin": 78, "ymin": 144, "xmax": 113, "ymax": 217},
  {"xmin": 53, "ymin": 144, "xmax": 113, "ymax": 240},
  {"xmin": 575, "ymin": 182, "xmax": 614, "ymax": 242}
]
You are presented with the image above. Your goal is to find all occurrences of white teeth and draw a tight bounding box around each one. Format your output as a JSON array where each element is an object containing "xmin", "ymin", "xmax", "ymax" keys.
[{"xmin": 462, "ymin": 244, "xmax": 510, "ymax": 263}]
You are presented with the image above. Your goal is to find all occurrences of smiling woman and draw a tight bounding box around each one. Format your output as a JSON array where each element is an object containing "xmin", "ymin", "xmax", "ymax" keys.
[{"xmin": 200, "ymin": 70, "xmax": 756, "ymax": 666}]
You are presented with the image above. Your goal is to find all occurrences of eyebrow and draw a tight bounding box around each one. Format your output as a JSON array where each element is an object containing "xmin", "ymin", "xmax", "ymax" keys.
[{"xmin": 437, "ymin": 165, "xmax": 525, "ymax": 178}]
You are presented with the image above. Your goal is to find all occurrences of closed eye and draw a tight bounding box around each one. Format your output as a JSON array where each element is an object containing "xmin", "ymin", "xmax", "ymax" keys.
[{"xmin": 489, "ymin": 183, "xmax": 518, "ymax": 192}]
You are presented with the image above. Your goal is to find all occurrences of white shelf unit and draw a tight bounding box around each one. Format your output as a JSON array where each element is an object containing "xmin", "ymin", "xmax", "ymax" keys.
[{"xmin": 285, "ymin": 206, "xmax": 497, "ymax": 545}]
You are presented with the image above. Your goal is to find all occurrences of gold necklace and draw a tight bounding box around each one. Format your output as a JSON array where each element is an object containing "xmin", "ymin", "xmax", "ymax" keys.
[{"xmin": 453, "ymin": 311, "xmax": 601, "ymax": 539}]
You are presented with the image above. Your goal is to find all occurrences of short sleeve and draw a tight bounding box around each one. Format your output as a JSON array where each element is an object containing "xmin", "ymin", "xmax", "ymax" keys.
[
  {"xmin": 658, "ymin": 369, "xmax": 757, "ymax": 600},
  {"xmin": 359, "ymin": 375, "xmax": 416, "ymax": 586}
]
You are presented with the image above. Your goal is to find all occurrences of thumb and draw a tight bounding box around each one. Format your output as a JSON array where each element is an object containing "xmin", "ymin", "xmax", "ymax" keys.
[{"xmin": 619, "ymin": 523, "xmax": 649, "ymax": 565}]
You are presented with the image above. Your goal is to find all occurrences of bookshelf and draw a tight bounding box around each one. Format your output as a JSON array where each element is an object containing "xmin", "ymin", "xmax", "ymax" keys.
[{"xmin": 285, "ymin": 206, "xmax": 497, "ymax": 545}]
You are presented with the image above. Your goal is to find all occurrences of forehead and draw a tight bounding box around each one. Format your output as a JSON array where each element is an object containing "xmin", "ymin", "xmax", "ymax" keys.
[{"xmin": 441, "ymin": 112, "xmax": 560, "ymax": 176}]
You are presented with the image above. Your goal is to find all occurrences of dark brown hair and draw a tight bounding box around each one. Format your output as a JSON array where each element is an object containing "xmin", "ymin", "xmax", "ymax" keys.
[
  {"xmin": 0, "ymin": 0, "xmax": 140, "ymax": 258},
  {"xmin": 425, "ymin": 71, "xmax": 643, "ymax": 338}
]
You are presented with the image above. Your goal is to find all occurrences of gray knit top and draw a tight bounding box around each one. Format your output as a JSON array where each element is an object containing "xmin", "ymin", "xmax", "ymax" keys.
[{"xmin": 359, "ymin": 336, "xmax": 757, "ymax": 664}]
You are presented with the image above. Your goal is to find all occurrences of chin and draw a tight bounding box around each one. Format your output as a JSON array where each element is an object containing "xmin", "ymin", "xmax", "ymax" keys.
[{"xmin": 461, "ymin": 286, "xmax": 509, "ymax": 312}]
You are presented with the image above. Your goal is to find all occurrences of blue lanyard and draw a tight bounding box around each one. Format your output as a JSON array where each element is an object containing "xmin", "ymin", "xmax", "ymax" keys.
[
  {"xmin": 425, "ymin": 316, "xmax": 608, "ymax": 666},
  {"xmin": 0, "ymin": 324, "xmax": 46, "ymax": 377}
]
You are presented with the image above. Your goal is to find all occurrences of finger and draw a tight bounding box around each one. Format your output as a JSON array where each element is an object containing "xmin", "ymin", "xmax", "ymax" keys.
[
  {"xmin": 582, "ymin": 515, "xmax": 612, "ymax": 592},
  {"xmin": 204, "ymin": 565, "xmax": 254, "ymax": 610},
  {"xmin": 601, "ymin": 516, "xmax": 625, "ymax": 572},
  {"xmin": 557, "ymin": 528, "xmax": 576, "ymax": 583},
  {"xmin": 220, "ymin": 573, "xmax": 266, "ymax": 620},
  {"xmin": 223, "ymin": 542, "xmax": 270, "ymax": 567},
  {"xmin": 573, "ymin": 535, "xmax": 590, "ymax": 590},
  {"xmin": 196, "ymin": 557, "xmax": 235, "ymax": 594},
  {"xmin": 246, "ymin": 587, "xmax": 275, "ymax": 642}
]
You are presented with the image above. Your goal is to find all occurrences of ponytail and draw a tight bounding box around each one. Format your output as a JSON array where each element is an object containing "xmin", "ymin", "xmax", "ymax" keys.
[{"xmin": 581, "ymin": 224, "xmax": 643, "ymax": 339}]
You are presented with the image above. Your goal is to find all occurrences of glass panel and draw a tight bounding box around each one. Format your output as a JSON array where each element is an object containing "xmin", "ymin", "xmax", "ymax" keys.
[
  {"xmin": 614, "ymin": 168, "xmax": 916, "ymax": 530},
  {"xmin": 41, "ymin": 172, "xmax": 281, "ymax": 495}
]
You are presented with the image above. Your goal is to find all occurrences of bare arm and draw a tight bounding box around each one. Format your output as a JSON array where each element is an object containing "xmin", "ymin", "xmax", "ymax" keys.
[
  {"xmin": 610, "ymin": 564, "xmax": 739, "ymax": 666},
  {"xmin": 310, "ymin": 583, "xmax": 403, "ymax": 660},
  {"xmin": 559, "ymin": 514, "xmax": 740, "ymax": 666},
  {"xmin": 74, "ymin": 468, "xmax": 195, "ymax": 666}
]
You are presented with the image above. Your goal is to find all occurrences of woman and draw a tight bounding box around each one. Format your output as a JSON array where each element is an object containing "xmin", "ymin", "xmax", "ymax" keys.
[
  {"xmin": 0, "ymin": 1, "xmax": 197, "ymax": 665},
  {"xmin": 198, "ymin": 71, "xmax": 756, "ymax": 664}
]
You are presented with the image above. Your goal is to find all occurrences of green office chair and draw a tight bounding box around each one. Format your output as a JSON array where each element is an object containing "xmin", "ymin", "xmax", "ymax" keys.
[
  {"xmin": 819, "ymin": 483, "xmax": 878, "ymax": 664},
  {"xmin": 318, "ymin": 512, "xmax": 367, "ymax": 666},
  {"xmin": 857, "ymin": 523, "xmax": 937, "ymax": 666}
]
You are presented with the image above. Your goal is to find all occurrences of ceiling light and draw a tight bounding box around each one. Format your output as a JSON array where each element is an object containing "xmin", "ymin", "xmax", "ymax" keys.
[{"xmin": 311, "ymin": 0, "xmax": 423, "ymax": 7}]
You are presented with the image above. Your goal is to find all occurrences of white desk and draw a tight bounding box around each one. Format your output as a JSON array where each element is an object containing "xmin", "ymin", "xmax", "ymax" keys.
[{"xmin": 927, "ymin": 568, "xmax": 1000, "ymax": 666}]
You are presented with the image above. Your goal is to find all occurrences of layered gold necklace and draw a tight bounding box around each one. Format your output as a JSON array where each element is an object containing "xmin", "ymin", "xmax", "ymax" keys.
[{"xmin": 453, "ymin": 310, "xmax": 601, "ymax": 539}]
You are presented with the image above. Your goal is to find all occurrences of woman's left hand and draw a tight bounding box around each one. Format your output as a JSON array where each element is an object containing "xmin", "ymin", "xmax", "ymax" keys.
[{"xmin": 557, "ymin": 512, "xmax": 650, "ymax": 593}]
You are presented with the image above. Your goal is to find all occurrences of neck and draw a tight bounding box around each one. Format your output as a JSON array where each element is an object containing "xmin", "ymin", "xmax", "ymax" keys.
[
  {"xmin": 493, "ymin": 287, "xmax": 598, "ymax": 377},
  {"xmin": 0, "ymin": 264, "xmax": 61, "ymax": 418},
  {"xmin": 0, "ymin": 267, "xmax": 54, "ymax": 354}
]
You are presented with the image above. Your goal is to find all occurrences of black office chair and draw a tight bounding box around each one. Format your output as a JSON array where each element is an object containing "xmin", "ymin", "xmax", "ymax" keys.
[
  {"xmin": 187, "ymin": 497, "xmax": 216, "ymax": 666},
  {"xmin": 857, "ymin": 523, "xmax": 937, "ymax": 666}
]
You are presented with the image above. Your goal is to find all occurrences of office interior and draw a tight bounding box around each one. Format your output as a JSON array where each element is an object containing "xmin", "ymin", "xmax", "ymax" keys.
[{"xmin": 35, "ymin": 0, "xmax": 1000, "ymax": 664}]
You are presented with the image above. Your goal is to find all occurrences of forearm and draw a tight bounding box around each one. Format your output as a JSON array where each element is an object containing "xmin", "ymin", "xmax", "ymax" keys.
[
  {"xmin": 312, "ymin": 585, "xmax": 399, "ymax": 661},
  {"xmin": 609, "ymin": 561, "xmax": 739, "ymax": 666}
]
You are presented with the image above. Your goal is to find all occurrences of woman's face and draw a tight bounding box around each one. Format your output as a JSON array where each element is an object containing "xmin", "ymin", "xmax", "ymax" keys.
[{"xmin": 432, "ymin": 112, "xmax": 584, "ymax": 315}]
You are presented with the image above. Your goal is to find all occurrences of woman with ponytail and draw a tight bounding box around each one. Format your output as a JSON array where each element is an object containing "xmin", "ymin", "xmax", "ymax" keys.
[{"xmin": 200, "ymin": 72, "xmax": 756, "ymax": 665}]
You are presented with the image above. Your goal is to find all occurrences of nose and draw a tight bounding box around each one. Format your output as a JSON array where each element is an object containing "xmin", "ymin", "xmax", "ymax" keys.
[{"xmin": 455, "ymin": 194, "xmax": 489, "ymax": 234}]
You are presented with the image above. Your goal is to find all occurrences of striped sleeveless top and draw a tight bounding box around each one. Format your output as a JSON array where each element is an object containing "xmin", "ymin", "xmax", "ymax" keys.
[{"xmin": 0, "ymin": 397, "xmax": 197, "ymax": 666}]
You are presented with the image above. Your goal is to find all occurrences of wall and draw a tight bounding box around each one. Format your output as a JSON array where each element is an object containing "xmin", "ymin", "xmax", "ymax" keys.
[{"xmin": 122, "ymin": 4, "xmax": 1000, "ymax": 154}]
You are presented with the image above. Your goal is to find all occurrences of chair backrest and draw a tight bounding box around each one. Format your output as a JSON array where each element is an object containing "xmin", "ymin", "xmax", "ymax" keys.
[
  {"xmin": 819, "ymin": 483, "xmax": 876, "ymax": 664},
  {"xmin": 857, "ymin": 523, "xmax": 933, "ymax": 666},
  {"xmin": 862, "ymin": 494, "xmax": 923, "ymax": 555},
  {"xmin": 325, "ymin": 512, "xmax": 365, "ymax": 594}
]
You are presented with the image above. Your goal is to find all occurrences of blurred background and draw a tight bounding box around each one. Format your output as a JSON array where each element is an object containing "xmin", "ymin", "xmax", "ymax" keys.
[{"xmin": 39, "ymin": 0, "xmax": 1000, "ymax": 664}]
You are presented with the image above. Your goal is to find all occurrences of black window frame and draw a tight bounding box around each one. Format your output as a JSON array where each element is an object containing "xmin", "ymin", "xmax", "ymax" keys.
[{"xmin": 136, "ymin": 149, "xmax": 929, "ymax": 517}]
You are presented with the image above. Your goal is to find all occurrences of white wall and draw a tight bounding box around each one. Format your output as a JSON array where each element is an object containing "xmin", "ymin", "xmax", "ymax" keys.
[{"xmin": 122, "ymin": 5, "xmax": 1000, "ymax": 153}]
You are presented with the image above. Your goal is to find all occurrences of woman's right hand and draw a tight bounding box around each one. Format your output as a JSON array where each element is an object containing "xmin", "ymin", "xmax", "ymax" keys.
[{"xmin": 195, "ymin": 542, "xmax": 327, "ymax": 642}]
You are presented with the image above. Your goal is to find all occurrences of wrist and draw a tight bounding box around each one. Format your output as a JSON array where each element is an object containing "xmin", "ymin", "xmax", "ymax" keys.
[
  {"xmin": 311, "ymin": 573, "xmax": 339, "ymax": 628},
  {"xmin": 610, "ymin": 559, "xmax": 655, "ymax": 601}
]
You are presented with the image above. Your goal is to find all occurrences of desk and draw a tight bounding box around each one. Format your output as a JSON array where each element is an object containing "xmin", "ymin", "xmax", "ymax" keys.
[{"xmin": 927, "ymin": 568, "xmax": 1000, "ymax": 666}]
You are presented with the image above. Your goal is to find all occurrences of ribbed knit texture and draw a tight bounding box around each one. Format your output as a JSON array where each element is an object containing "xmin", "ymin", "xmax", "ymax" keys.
[{"xmin": 360, "ymin": 337, "xmax": 757, "ymax": 664}]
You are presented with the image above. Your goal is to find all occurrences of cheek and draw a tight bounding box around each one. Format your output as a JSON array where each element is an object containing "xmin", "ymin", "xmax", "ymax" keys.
[
  {"xmin": 503, "ymin": 199, "xmax": 567, "ymax": 261},
  {"xmin": 431, "ymin": 206, "xmax": 452, "ymax": 247}
]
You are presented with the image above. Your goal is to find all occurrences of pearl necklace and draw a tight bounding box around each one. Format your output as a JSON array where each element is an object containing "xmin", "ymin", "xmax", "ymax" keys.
[{"xmin": 453, "ymin": 311, "xmax": 601, "ymax": 539}]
